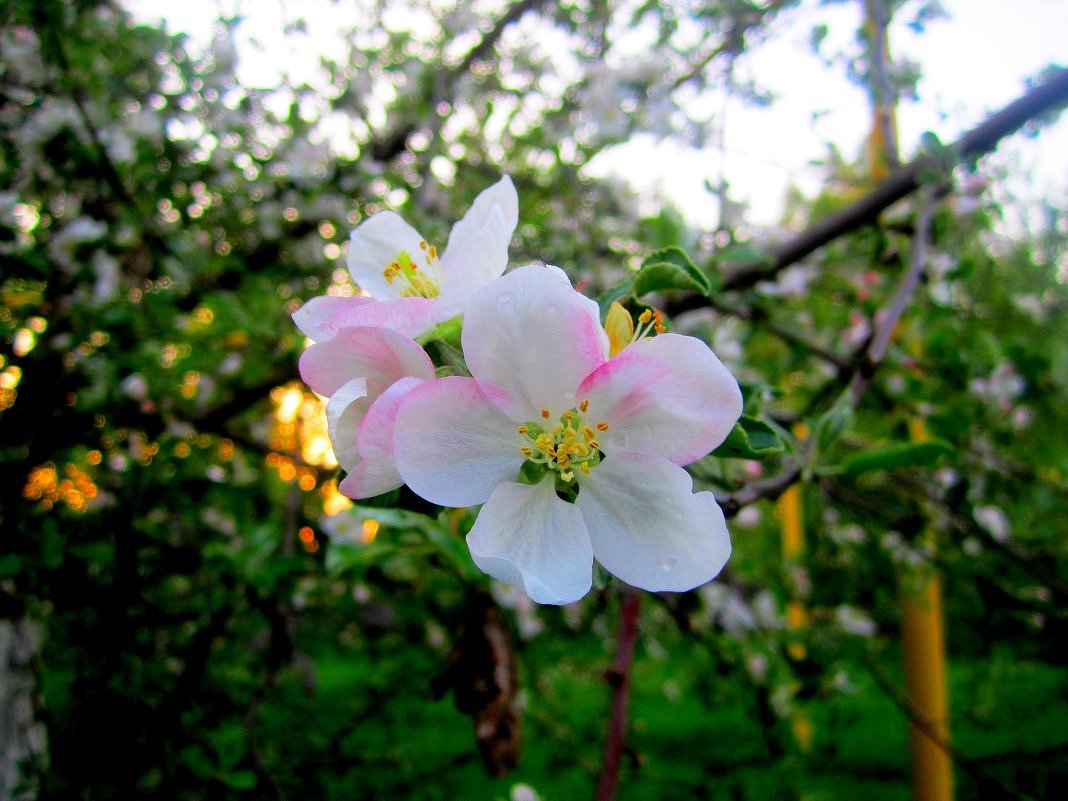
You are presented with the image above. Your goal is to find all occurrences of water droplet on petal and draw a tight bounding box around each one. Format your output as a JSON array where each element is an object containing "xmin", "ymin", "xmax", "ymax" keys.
[
  {"xmin": 497, "ymin": 291, "xmax": 515, "ymax": 308},
  {"xmin": 545, "ymin": 303, "xmax": 558, "ymax": 316},
  {"xmin": 663, "ymin": 556, "xmax": 678, "ymax": 570}
]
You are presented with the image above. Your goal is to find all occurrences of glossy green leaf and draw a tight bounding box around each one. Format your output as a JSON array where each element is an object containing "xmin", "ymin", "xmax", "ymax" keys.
[
  {"xmin": 840, "ymin": 440, "xmax": 953, "ymax": 476},
  {"xmin": 712, "ymin": 415, "xmax": 786, "ymax": 459}
]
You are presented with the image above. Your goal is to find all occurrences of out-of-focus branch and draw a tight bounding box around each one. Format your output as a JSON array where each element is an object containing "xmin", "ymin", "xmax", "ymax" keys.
[
  {"xmin": 668, "ymin": 67, "xmax": 1068, "ymax": 308},
  {"xmin": 668, "ymin": 0, "xmax": 795, "ymax": 92},
  {"xmin": 595, "ymin": 586, "xmax": 641, "ymax": 801},
  {"xmin": 717, "ymin": 191, "xmax": 942, "ymax": 515}
]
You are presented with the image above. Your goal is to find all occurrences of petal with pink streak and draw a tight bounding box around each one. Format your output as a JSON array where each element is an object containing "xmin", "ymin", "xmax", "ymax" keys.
[
  {"xmin": 298, "ymin": 325, "xmax": 435, "ymax": 398},
  {"xmin": 338, "ymin": 376, "xmax": 426, "ymax": 499},
  {"xmin": 462, "ymin": 265, "xmax": 608, "ymax": 421},
  {"xmin": 393, "ymin": 376, "xmax": 524, "ymax": 507},
  {"xmin": 293, "ymin": 295, "xmax": 435, "ymax": 341},
  {"xmin": 578, "ymin": 333, "xmax": 742, "ymax": 465},
  {"xmin": 576, "ymin": 451, "xmax": 731, "ymax": 592},
  {"xmin": 467, "ymin": 478, "xmax": 593, "ymax": 605}
]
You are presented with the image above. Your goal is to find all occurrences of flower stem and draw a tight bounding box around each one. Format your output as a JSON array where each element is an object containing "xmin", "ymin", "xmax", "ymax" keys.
[{"xmin": 595, "ymin": 585, "xmax": 641, "ymax": 801}]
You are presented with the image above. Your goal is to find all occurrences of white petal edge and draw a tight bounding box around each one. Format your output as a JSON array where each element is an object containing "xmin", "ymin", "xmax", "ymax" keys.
[
  {"xmin": 338, "ymin": 376, "xmax": 425, "ymax": 499},
  {"xmin": 346, "ymin": 211, "xmax": 439, "ymax": 299},
  {"xmin": 579, "ymin": 333, "xmax": 743, "ymax": 465},
  {"xmin": 461, "ymin": 264, "xmax": 608, "ymax": 421},
  {"xmin": 442, "ymin": 175, "xmax": 518, "ymax": 264},
  {"xmin": 326, "ymin": 378, "xmax": 369, "ymax": 472},
  {"xmin": 437, "ymin": 204, "xmax": 511, "ymax": 320},
  {"xmin": 468, "ymin": 478, "xmax": 593, "ymax": 605},
  {"xmin": 393, "ymin": 375, "xmax": 526, "ymax": 507},
  {"xmin": 576, "ymin": 451, "xmax": 732, "ymax": 592}
]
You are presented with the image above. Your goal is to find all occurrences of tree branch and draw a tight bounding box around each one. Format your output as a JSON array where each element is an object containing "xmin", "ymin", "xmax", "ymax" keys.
[
  {"xmin": 595, "ymin": 586, "xmax": 641, "ymax": 801},
  {"xmin": 669, "ymin": 66, "xmax": 1068, "ymax": 308}
]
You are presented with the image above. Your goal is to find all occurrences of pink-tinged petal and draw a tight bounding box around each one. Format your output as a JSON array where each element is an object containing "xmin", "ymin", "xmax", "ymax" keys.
[
  {"xmin": 293, "ymin": 295, "xmax": 435, "ymax": 341},
  {"xmin": 327, "ymin": 378, "xmax": 369, "ymax": 471},
  {"xmin": 442, "ymin": 175, "xmax": 518, "ymax": 264},
  {"xmin": 393, "ymin": 376, "xmax": 525, "ymax": 507},
  {"xmin": 338, "ymin": 376, "xmax": 426, "ymax": 499},
  {"xmin": 293, "ymin": 296, "xmax": 373, "ymax": 341},
  {"xmin": 578, "ymin": 333, "xmax": 742, "ymax": 465},
  {"xmin": 347, "ymin": 211, "xmax": 440, "ymax": 299},
  {"xmin": 298, "ymin": 325, "xmax": 435, "ymax": 397},
  {"xmin": 467, "ymin": 478, "xmax": 593, "ymax": 605},
  {"xmin": 577, "ymin": 451, "xmax": 731, "ymax": 593},
  {"xmin": 462, "ymin": 265, "xmax": 608, "ymax": 421}
]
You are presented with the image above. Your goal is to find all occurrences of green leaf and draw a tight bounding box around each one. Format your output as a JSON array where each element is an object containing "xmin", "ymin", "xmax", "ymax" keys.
[
  {"xmin": 0, "ymin": 554, "xmax": 23, "ymax": 576},
  {"xmin": 711, "ymin": 415, "xmax": 786, "ymax": 459},
  {"xmin": 839, "ymin": 440, "xmax": 952, "ymax": 476},
  {"xmin": 633, "ymin": 246, "xmax": 711, "ymax": 296},
  {"xmin": 596, "ymin": 275, "xmax": 636, "ymax": 317}
]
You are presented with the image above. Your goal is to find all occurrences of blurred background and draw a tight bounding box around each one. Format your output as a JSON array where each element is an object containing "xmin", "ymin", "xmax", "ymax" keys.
[{"xmin": 1, "ymin": 0, "xmax": 1065, "ymax": 799}]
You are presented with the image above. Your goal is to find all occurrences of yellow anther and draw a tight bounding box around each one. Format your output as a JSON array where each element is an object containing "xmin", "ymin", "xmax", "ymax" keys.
[
  {"xmin": 520, "ymin": 446, "xmax": 534, "ymax": 457},
  {"xmin": 535, "ymin": 434, "xmax": 554, "ymax": 453},
  {"xmin": 428, "ymin": 245, "xmax": 437, "ymax": 260},
  {"xmin": 561, "ymin": 470, "xmax": 575, "ymax": 482},
  {"xmin": 580, "ymin": 462, "xmax": 591, "ymax": 474},
  {"xmin": 579, "ymin": 399, "xmax": 590, "ymax": 412},
  {"xmin": 516, "ymin": 425, "xmax": 528, "ymax": 435},
  {"xmin": 588, "ymin": 439, "xmax": 600, "ymax": 450},
  {"xmin": 596, "ymin": 421, "xmax": 610, "ymax": 432},
  {"xmin": 541, "ymin": 408, "xmax": 551, "ymax": 419},
  {"xmin": 582, "ymin": 425, "xmax": 596, "ymax": 441},
  {"xmin": 419, "ymin": 240, "xmax": 427, "ymax": 250},
  {"xmin": 557, "ymin": 454, "xmax": 570, "ymax": 469},
  {"xmin": 638, "ymin": 309, "xmax": 653, "ymax": 324}
]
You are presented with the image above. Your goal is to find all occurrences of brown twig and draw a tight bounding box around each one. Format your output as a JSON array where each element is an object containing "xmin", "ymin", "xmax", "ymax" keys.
[{"xmin": 594, "ymin": 585, "xmax": 641, "ymax": 801}]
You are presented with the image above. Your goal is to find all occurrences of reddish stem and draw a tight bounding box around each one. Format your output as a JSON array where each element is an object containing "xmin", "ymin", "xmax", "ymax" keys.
[{"xmin": 595, "ymin": 585, "xmax": 642, "ymax": 801}]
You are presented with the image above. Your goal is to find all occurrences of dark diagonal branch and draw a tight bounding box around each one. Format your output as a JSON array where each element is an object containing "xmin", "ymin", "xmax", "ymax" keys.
[
  {"xmin": 669, "ymin": 67, "xmax": 1068, "ymax": 310},
  {"xmin": 716, "ymin": 191, "xmax": 942, "ymax": 514},
  {"xmin": 595, "ymin": 586, "xmax": 642, "ymax": 801}
]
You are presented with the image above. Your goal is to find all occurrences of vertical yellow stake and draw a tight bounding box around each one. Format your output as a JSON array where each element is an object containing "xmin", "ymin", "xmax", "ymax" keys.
[
  {"xmin": 779, "ymin": 424, "xmax": 812, "ymax": 751},
  {"xmin": 901, "ymin": 419, "xmax": 954, "ymax": 801}
]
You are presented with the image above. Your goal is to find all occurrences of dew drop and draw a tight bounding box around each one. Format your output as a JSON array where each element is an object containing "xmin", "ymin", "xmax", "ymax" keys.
[
  {"xmin": 545, "ymin": 303, "xmax": 558, "ymax": 316},
  {"xmin": 497, "ymin": 291, "xmax": 515, "ymax": 308},
  {"xmin": 663, "ymin": 556, "xmax": 678, "ymax": 570}
]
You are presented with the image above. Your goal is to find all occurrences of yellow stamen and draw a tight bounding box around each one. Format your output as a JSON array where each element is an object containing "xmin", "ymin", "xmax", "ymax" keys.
[
  {"xmin": 520, "ymin": 446, "xmax": 534, "ymax": 457},
  {"xmin": 579, "ymin": 399, "xmax": 589, "ymax": 412},
  {"xmin": 541, "ymin": 408, "xmax": 551, "ymax": 419},
  {"xmin": 596, "ymin": 421, "xmax": 610, "ymax": 432},
  {"xmin": 580, "ymin": 462, "xmax": 591, "ymax": 474},
  {"xmin": 516, "ymin": 425, "xmax": 528, "ymax": 435}
]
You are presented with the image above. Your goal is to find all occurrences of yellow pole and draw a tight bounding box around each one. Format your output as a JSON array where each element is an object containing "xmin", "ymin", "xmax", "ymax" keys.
[
  {"xmin": 779, "ymin": 424, "xmax": 812, "ymax": 751},
  {"xmin": 900, "ymin": 419, "xmax": 954, "ymax": 801},
  {"xmin": 860, "ymin": 4, "xmax": 954, "ymax": 796}
]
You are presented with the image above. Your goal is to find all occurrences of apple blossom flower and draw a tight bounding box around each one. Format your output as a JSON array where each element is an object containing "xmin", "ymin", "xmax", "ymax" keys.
[
  {"xmin": 298, "ymin": 325, "xmax": 435, "ymax": 498},
  {"xmin": 294, "ymin": 176, "xmax": 519, "ymax": 343},
  {"xmin": 389, "ymin": 265, "xmax": 743, "ymax": 604}
]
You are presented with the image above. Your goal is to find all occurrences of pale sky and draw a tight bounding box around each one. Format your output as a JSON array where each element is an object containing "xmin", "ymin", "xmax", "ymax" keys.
[{"xmin": 125, "ymin": 0, "xmax": 1067, "ymax": 230}]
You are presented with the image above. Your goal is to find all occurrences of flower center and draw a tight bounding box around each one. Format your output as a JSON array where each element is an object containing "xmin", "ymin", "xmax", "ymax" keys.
[
  {"xmin": 383, "ymin": 240, "xmax": 441, "ymax": 298},
  {"xmin": 516, "ymin": 399, "xmax": 609, "ymax": 484}
]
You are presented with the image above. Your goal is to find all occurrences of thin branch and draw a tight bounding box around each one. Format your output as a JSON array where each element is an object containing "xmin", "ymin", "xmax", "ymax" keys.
[
  {"xmin": 668, "ymin": 67, "xmax": 1068, "ymax": 308},
  {"xmin": 717, "ymin": 191, "xmax": 941, "ymax": 514},
  {"xmin": 595, "ymin": 586, "xmax": 641, "ymax": 801},
  {"xmin": 848, "ymin": 187, "xmax": 937, "ymax": 405}
]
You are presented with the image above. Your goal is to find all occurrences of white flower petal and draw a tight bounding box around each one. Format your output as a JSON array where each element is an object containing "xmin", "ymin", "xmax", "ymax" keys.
[
  {"xmin": 326, "ymin": 378, "xmax": 369, "ymax": 471},
  {"xmin": 579, "ymin": 333, "xmax": 742, "ymax": 465},
  {"xmin": 346, "ymin": 211, "xmax": 439, "ymax": 299},
  {"xmin": 577, "ymin": 451, "xmax": 732, "ymax": 592},
  {"xmin": 442, "ymin": 175, "xmax": 518, "ymax": 264},
  {"xmin": 437, "ymin": 205, "xmax": 511, "ymax": 319},
  {"xmin": 462, "ymin": 265, "xmax": 607, "ymax": 421},
  {"xmin": 468, "ymin": 478, "xmax": 593, "ymax": 605},
  {"xmin": 393, "ymin": 376, "xmax": 525, "ymax": 507},
  {"xmin": 339, "ymin": 376, "xmax": 425, "ymax": 498},
  {"xmin": 298, "ymin": 325, "xmax": 435, "ymax": 397},
  {"xmin": 293, "ymin": 295, "xmax": 436, "ymax": 341}
]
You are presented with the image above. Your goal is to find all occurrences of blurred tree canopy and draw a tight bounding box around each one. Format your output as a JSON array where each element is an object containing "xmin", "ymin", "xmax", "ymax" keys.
[{"xmin": 0, "ymin": 0, "xmax": 1066, "ymax": 799}]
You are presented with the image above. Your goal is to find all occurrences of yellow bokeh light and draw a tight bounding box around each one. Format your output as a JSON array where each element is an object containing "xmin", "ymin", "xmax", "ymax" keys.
[{"xmin": 362, "ymin": 518, "xmax": 379, "ymax": 544}]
